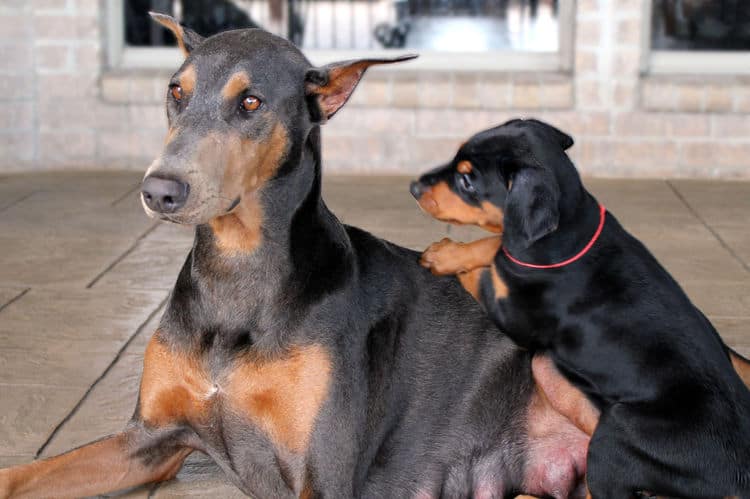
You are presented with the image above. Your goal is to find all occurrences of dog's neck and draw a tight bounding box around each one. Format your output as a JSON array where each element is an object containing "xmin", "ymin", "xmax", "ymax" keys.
[
  {"xmin": 163, "ymin": 127, "xmax": 354, "ymax": 348},
  {"xmin": 502, "ymin": 187, "xmax": 601, "ymax": 268}
]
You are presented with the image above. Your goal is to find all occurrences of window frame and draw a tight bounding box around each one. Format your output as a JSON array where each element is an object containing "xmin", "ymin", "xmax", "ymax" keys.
[
  {"xmin": 106, "ymin": 0, "xmax": 575, "ymax": 72},
  {"xmin": 640, "ymin": 0, "xmax": 750, "ymax": 75}
]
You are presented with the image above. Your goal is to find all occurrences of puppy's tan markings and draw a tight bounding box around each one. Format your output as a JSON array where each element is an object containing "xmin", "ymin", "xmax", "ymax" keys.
[
  {"xmin": 416, "ymin": 181, "xmax": 503, "ymax": 233},
  {"xmin": 226, "ymin": 345, "xmax": 332, "ymax": 453},
  {"xmin": 421, "ymin": 236, "xmax": 501, "ymax": 276},
  {"xmin": 222, "ymin": 71, "xmax": 251, "ymax": 101},
  {"xmin": 457, "ymin": 160, "xmax": 472, "ymax": 174},
  {"xmin": 490, "ymin": 263, "xmax": 508, "ymax": 299},
  {"xmin": 457, "ymin": 267, "xmax": 487, "ymax": 302},
  {"xmin": 730, "ymin": 351, "xmax": 750, "ymax": 387}
]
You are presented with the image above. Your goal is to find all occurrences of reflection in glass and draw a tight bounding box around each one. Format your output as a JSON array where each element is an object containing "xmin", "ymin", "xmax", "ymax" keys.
[{"xmin": 652, "ymin": 0, "xmax": 750, "ymax": 50}]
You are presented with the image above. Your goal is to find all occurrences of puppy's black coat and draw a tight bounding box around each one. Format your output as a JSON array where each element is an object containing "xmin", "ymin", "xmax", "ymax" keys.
[{"xmin": 414, "ymin": 119, "xmax": 750, "ymax": 498}]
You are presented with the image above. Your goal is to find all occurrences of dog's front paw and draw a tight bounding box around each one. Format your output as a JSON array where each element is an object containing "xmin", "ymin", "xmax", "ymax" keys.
[{"xmin": 420, "ymin": 238, "xmax": 466, "ymax": 275}]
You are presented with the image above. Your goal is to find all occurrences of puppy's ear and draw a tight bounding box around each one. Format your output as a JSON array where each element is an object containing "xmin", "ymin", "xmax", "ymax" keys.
[
  {"xmin": 149, "ymin": 12, "xmax": 204, "ymax": 57},
  {"xmin": 505, "ymin": 167, "xmax": 560, "ymax": 247},
  {"xmin": 305, "ymin": 55, "xmax": 417, "ymax": 122},
  {"xmin": 526, "ymin": 119, "xmax": 574, "ymax": 150}
]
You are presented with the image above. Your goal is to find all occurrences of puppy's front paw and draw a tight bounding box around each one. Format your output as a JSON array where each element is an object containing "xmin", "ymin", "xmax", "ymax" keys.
[{"xmin": 420, "ymin": 238, "xmax": 466, "ymax": 275}]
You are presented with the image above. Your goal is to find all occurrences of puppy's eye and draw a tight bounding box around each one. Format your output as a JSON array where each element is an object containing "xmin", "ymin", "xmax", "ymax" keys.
[
  {"xmin": 241, "ymin": 95, "xmax": 261, "ymax": 112},
  {"xmin": 170, "ymin": 85, "xmax": 183, "ymax": 102},
  {"xmin": 458, "ymin": 173, "xmax": 475, "ymax": 194}
]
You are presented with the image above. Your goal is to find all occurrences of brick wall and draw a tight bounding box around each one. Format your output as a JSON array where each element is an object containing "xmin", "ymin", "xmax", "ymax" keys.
[{"xmin": 1, "ymin": 0, "xmax": 749, "ymax": 177}]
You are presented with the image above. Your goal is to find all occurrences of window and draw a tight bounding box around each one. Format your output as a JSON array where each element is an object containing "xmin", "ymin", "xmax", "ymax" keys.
[
  {"xmin": 107, "ymin": 0, "xmax": 574, "ymax": 70},
  {"xmin": 644, "ymin": 0, "xmax": 750, "ymax": 74}
]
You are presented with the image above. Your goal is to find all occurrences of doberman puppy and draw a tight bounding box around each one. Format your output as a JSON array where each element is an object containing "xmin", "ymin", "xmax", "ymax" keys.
[
  {"xmin": 0, "ymin": 19, "xmax": 592, "ymax": 499},
  {"xmin": 411, "ymin": 118, "xmax": 750, "ymax": 499}
]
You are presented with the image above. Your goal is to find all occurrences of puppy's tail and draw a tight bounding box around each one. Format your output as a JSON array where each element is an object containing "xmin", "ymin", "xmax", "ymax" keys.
[{"xmin": 729, "ymin": 347, "xmax": 750, "ymax": 389}]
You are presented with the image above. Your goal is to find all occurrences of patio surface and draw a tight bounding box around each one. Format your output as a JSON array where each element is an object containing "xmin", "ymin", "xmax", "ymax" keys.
[{"xmin": 0, "ymin": 171, "xmax": 748, "ymax": 497}]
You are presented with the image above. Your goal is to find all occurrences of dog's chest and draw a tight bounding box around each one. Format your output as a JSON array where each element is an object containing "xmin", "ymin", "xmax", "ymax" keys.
[{"xmin": 138, "ymin": 334, "xmax": 332, "ymax": 480}]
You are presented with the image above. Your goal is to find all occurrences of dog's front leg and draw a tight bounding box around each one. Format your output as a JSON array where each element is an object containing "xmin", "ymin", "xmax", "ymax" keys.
[
  {"xmin": 420, "ymin": 236, "xmax": 502, "ymax": 276},
  {"xmin": 0, "ymin": 427, "xmax": 192, "ymax": 499}
]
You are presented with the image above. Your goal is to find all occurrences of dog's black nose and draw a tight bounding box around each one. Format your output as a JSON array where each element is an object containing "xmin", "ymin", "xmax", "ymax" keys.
[
  {"xmin": 141, "ymin": 176, "xmax": 189, "ymax": 213},
  {"xmin": 410, "ymin": 181, "xmax": 424, "ymax": 199}
]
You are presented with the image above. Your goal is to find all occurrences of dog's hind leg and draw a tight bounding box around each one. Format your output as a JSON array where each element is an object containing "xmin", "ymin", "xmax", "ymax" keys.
[{"xmin": 0, "ymin": 429, "xmax": 192, "ymax": 498}]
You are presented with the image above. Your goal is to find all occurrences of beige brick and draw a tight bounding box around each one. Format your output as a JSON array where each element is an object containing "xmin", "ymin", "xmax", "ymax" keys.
[
  {"xmin": 0, "ymin": 74, "xmax": 34, "ymax": 99},
  {"xmin": 39, "ymin": 130, "xmax": 95, "ymax": 160},
  {"xmin": 100, "ymin": 74, "xmax": 130, "ymax": 103},
  {"xmin": 0, "ymin": 101, "xmax": 34, "ymax": 130},
  {"xmin": 575, "ymin": 49, "xmax": 599, "ymax": 74},
  {"xmin": 679, "ymin": 142, "xmax": 750, "ymax": 169},
  {"xmin": 477, "ymin": 74, "xmax": 510, "ymax": 109},
  {"xmin": 409, "ymin": 137, "xmax": 465, "ymax": 165},
  {"xmin": 351, "ymin": 79, "xmax": 390, "ymax": 107},
  {"xmin": 415, "ymin": 109, "xmax": 502, "ymax": 138},
  {"xmin": 538, "ymin": 81, "xmax": 573, "ymax": 109},
  {"xmin": 540, "ymin": 111, "xmax": 610, "ymax": 136},
  {"xmin": 35, "ymin": 44, "xmax": 72, "ymax": 72},
  {"xmin": 711, "ymin": 115, "xmax": 750, "ymax": 138},
  {"xmin": 641, "ymin": 81, "xmax": 676, "ymax": 111},
  {"xmin": 453, "ymin": 74, "xmax": 480, "ymax": 109},
  {"xmin": 33, "ymin": 14, "xmax": 97, "ymax": 41},
  {"xmin": 576, "ymin": 80, "xmax": 606, "ymax": 109},
  {"xmin": 511, "ymin": 83, "xmax": 542, "ymax": 109},
  {"xmin": 74, "ymin": 43, "xmax": 99, "ymax": 70},
  {"xmin": 613, "ymin": 113, "xmax": 668, "ymax": 137},
  {"xmin": 0, "ymin": 14, "xmax": 33, "ymax": 39},
  {"xmin": 611, "ymin": 140, "xmax": 679, "ymax": 169},
  {"xmin": 613, "ymin": 81, "xmax": 637, "ymax": 109},
  {"xmin": 37, "ymin": 73, "xmax": 98, "ymax": 97},
  {"xmin": 97, "ymin": 131, "xmax": 141, "ymax": 159},
  {"xmin": 0, "ymin": 132, "xmax": 35, "ymax": 162},
  {"xmin": 577, "ymin": 19, "xmax": 602, "ymax": 48},
  {"xmin": 0, "ymin": 44, "xmax": 34, "ymax": 73},
  {"xmin": 418, "ymin": 73, "xmax": 453, "ymax": 109},
  {"xmin": 613, "ymin": 49, "xmax": 640, "ymax": 77},
  {"xmin": 676, "ymin": 85, "xmax": 704, "ymax": 112},
  {"xmin": 391, "ymin": 74, "xmax": 418, "ymax": 108},
  {"xmin": 32, "ymin": 0, "xmax": 71, "ymax": 12},
  {"xmin": 733, "ymin": 86, "xmax": 750, "ymax": 112},
  {"xmin": 615, "ymin": 17, "xmax": 641, "ymax": 46},
  {"xmin": 136, "ymin": 130, "xmax": 163, "ymax": 161},
  {"xmin": 128, "ymin": 105, "xmax": 166, "ymax": 131},
  {"xmin": 325, "ymin": 108, "xmax": 414, "ymax": 136},
  {"xmin": 321, "ymin": 135, "xmax": 388, "ymax": 163},
  {"xmin": 577, "ymin": 0, "xmax": 600, "ymax": 14},
  {"xmin": 704, "ymin": 85, "xmax": 732, "ymax": 112},
  {"xmin": 667, "ymin": 114, "xmax": 710, "ymax": 137}
]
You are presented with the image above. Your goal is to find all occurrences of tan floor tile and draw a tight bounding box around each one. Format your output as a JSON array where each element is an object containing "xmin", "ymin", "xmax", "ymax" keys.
[
  {"xmin": 93, "ymin": 237, "xmax": 193, "ymax": 291},
  {"xmin": 0, "ymin": 344, "xmax": 115, "ymax": 387},
  {"xmin": 0, "ymin": 236, "xmax": 134, "ymax": 288},
  {"xmin": 0, "ymin": 384, "xmax": 82, "ymax": 455},
  {"xmin": 714, "ymin": 225, "xmax": 750, "ymax": 270},
  {"xmin": 682, "ymin": 282, "xmax": 750, "ymax": 318},
  {"xmin": 0, "ymin": 171, "xmax": 141, "ymax": 200},
  {"xmin": 670, "ymin": 179, "xmax": 750, "ymax": 228},
  {"xmin": 712, "ymin": 317, "xmax": 750, "ymax": 357},
  {"xmin": 0, "ymin": 456, "xmax": 33, "ymax": 467},
  {"xmin": 0, "ymin": 288, "xmax": 26, "ymax": 310}
]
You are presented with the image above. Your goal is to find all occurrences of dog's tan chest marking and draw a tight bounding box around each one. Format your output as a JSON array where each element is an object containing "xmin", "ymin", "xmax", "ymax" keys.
[{"xmin": 139, "ymin": 336, "xmax": 332, "ymax": 454}]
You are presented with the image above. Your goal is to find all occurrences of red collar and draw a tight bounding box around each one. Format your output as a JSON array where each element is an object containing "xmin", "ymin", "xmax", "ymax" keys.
[{"xmin": 502, "ymin": 203, "xmax": 606, "ymax": 269}]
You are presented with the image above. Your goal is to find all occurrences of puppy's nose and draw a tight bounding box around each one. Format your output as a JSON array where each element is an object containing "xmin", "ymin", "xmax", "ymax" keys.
[
  {"xmin": 410, "ymin": 181, "xmax": 424, "ymax": 200},
  {"xmin": 141, "ymin": 175, "xmax": 189, "ymax": 213}
]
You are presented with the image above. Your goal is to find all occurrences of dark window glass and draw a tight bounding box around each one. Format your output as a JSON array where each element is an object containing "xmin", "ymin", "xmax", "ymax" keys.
[
  {"xmin": 651, "ymin": 0, "xmax": 750, "ymax": 50},
  {"xmin": 124, "ymin": 0, "xmax": 560, "ymax": 51}
]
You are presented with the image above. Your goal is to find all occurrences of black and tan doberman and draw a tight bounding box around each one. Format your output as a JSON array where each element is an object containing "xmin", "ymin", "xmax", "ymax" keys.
[
  {"xmin": 0, "ymin": 18, "xmax": 594, "ymax": 499},
  {"xmin": 412, "ymin": 119, "xmax": 750, "ymax": 498}
]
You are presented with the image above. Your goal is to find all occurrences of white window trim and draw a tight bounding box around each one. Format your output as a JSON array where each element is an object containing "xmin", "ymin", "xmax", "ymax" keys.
[
  {"xmin": 106, "ymin": 0, "xmax": 575, "ymax": 72},
  {"xmin": 640, "ymin": 0, "xmax": 750, "ymax": 75}
]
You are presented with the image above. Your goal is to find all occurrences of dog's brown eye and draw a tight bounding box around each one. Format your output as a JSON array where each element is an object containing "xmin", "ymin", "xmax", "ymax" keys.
[
  {"xmin": 241, "ymin": 95, "xmax": 261, "ymax": 112},
  {"xmin": 170, "ymin": 85, "xmax": 183, "ymax": 102}
]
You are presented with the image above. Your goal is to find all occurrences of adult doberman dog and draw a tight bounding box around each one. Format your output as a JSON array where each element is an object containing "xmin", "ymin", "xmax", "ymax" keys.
[
  {"xmin": 0, "ymin": 18, "xmax": 591, "ymax": 499},
  {"xmin": 411, "ymin": 119, "xmax": 750, "ymax": 498}
]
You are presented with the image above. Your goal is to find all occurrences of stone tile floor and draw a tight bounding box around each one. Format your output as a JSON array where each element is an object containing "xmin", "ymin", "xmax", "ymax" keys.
[{"xmin": 0, "ymin": 171, "xmax": 748, "ymax": 497}]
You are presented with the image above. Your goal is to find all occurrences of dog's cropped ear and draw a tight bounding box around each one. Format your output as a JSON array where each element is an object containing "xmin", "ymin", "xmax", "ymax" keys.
[
  {"xmin": 505, "ymin": 167, "xmax": 560, "ymax": 247},
  {"xmin": 149, "ymin": 12, "xmax": 204, "ymax": 57},
  {"xmin": 305, "ymin": 55, "xmax": 417, "ymax": 122},
  {"xmin": 525, "ymin": 119, "xmax": 574, "ymax": 151}
]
